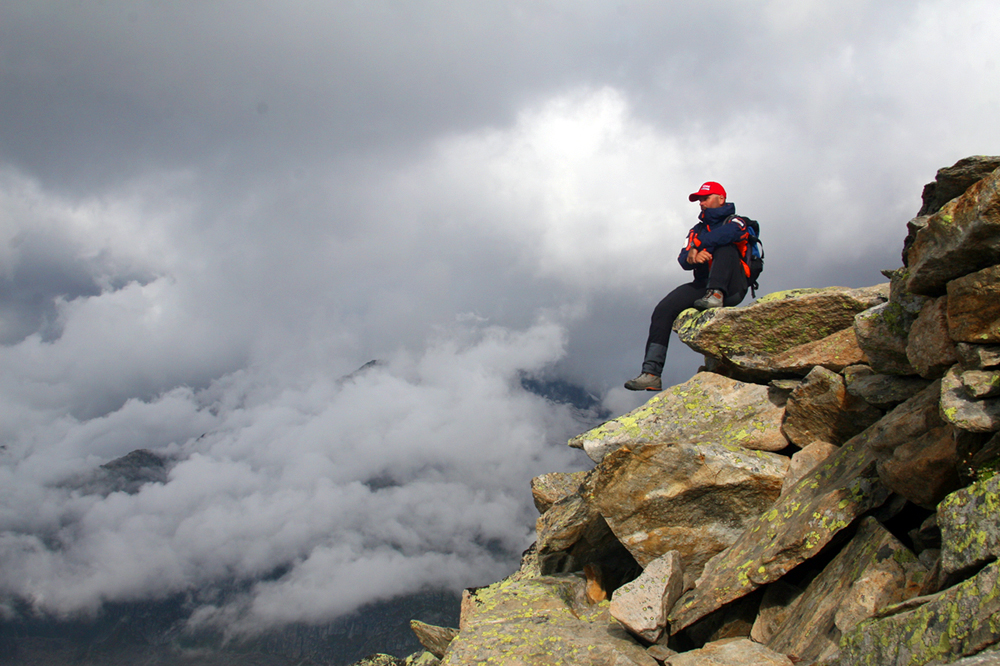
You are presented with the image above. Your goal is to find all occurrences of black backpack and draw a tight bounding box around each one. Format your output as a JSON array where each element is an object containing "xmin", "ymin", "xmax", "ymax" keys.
[{"xmin": 727, "ymin": 214, "xmax": 764, "ymax": 297}]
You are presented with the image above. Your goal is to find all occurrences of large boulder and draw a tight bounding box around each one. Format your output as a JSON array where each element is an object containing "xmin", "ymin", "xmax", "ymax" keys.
[
  {"xmin": 589, "ymin": 441, "xmax": 788, "ymax": 575},
  {"xmin": 906, "ymin": 166, "xmax": 1000, "ymax": 295},
  {"xmin": 444, "ymin": 575, "xmax": 658, "ymax": 665},
  {"xmin": 948, "ymin": 263, "xmax": 1000, "ymax": 343},
  {"xmin": 568, "ymin": 372, "xmax": 787, "ymax": 463},
  {"xmin": 762, "ymin": 517, "xmax": 930, "ymax": 664},
  {"xmin": 668, "ymin": 423, "xmax": 891, "ymax": 633},
  {"xmin": 673, "ymin": 285, "xmax": 889, "ymax": 380},
  {"xmin": 837, "ymin": 559, "xmax": 1000, "ymax": 666}
]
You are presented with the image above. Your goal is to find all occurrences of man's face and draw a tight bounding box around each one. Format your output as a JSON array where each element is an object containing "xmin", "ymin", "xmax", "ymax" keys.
[{"xmin": 697, "ymin": 193, "xmax": 726, "ymax": 211}]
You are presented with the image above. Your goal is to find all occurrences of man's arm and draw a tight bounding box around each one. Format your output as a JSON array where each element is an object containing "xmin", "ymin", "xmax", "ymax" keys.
[{"xmin": 698, "ymin": 216, "xmax": 748, "ymax": 251}]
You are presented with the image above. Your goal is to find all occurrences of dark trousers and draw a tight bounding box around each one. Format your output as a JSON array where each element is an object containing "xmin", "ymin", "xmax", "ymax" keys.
[{"xmin": 641, "ymin": 244, "xmax": 748, "ymax": 376}]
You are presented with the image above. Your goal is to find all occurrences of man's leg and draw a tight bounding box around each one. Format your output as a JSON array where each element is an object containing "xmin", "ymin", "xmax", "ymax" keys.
[
  {"xmin": 695, "ymin": 244, "xmax": 749, "ymax": 309},
  {"xmin": 629, "ymin": 281, "xmax": 705, "ymax": 386}
]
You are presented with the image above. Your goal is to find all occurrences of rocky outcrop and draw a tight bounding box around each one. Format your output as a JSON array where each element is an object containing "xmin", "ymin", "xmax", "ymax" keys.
[
  {"xmin": 569, "ymin": 372, "xmax": 788, "ymax": 462},
  {"xmin": 392, "ymin": 157, "xmax": 1000, "ymax": 666},
  {"xmin": 905, "ymin": 165, "xmax": 1000, "ymax": 295},
  {"xmin": 672, "ymin": 286, "xmax": 889, "ymax": 381}
]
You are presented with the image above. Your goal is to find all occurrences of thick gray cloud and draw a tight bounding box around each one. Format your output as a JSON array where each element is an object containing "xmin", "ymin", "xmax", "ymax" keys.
[{"xmin": 2, "ymin": 0, "xmax": 1000, "ymax": 633}]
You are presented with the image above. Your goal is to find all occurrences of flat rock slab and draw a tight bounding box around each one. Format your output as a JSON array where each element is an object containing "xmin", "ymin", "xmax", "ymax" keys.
[
  {"xmin": 768, "ymin": 326, "xmax": 869, "ymax": 375},
  {"xmin": 837, "ymin": 559, "xmax": 1000, "ymax": 666},
  {"xmin": 569, "ymin": 372, "xmax": 787, "ymax": 463},
  {"xmin": 444, "ymin": 575, "xmax": 657, "ymax": 666},
  {"xmin": 668, "ymin": 422, "xmax": 891, "ymax": 633},
  {"xmin": 673, "ymin": 285, "xmax": 888, "ymax": 379},
  {"xmin": 938, "ymin": 475, "xmax": 1000, "ymax": 577},
  {"xmin": 589, "ymin": 441, "xmax": 788, "ymax": 574},
  {"xmin": 662, "ymin": 638, "xmax": 793, "ymax": 666},
  {"xmin": 764, "ymin": 517, "xmax": 930, "ymax": 664}
]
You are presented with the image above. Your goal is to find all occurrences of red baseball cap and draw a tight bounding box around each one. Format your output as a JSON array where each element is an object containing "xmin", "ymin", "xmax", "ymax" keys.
[{"xmin": 689, "ymin": 181, "xmax": 727, "ymax": 201}]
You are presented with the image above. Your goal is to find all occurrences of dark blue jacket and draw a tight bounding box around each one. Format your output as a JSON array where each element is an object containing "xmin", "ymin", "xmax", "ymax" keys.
[{"xmin": 677, "ymin": 202, "xmax": 750, "ymax": 279}]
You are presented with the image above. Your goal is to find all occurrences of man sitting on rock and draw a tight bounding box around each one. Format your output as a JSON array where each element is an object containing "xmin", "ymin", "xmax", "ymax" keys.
[{"xmin": 625, "ymin": 181, "xmax": 751, "ymax": 391}]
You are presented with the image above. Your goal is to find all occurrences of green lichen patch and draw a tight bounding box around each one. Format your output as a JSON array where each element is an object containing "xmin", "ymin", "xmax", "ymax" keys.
[{"xmin": 837, "ymin": 560, "xmax": 1000, "ymax": 666}]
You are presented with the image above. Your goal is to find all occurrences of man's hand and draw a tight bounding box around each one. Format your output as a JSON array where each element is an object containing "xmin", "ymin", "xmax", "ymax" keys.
[{"xmin": 687, "ymin": 248, "xmax": 712, "ymax": 264}]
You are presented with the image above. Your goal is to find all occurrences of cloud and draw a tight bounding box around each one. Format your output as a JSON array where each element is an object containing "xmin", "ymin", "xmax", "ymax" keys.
[{"xmin": 0, "ymin": 316, "xmax": 589, "ymax": 629}]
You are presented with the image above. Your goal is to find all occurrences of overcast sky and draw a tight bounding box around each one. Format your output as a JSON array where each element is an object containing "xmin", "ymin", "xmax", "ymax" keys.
[{"xmin": 2, "ymin": 0, "xmax": 999, "ymax": 633}]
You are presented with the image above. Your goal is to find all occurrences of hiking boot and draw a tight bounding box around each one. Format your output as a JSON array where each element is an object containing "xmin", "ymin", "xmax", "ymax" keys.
[
  {"xmin": 694, "ymin": 289, "xmax": 724, "ymax": 310},
  {"xmin": 624, "ymin": 373, "xmax": 662, "ymax": 391}
]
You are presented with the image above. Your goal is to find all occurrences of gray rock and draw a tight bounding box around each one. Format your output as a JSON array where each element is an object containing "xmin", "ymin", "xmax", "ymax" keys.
[
  {"xmin": 845, "ymin": 372, "xmax": 932, "ymax": 410},
  {"xmin": 906, "ymin": 166, "xmax": 1000, "ymax": 295},
  {"xmin": 854, "ymin": 302, "xmax": 918, "ymax": 375},
  {"xmin": 906, "ymin": 295, "xmax": 958, "ymax": 378},
  {"xmin": 956, "ymin": 342, "xmax": 1000, "ymax": 369},
  {"xmin": 938, "ymin": 475, "xmax": 1000, "ymax": 577},
  {"xmin": 941, "ymin": 364, "xmax": 1000, "ymax": 433}
]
